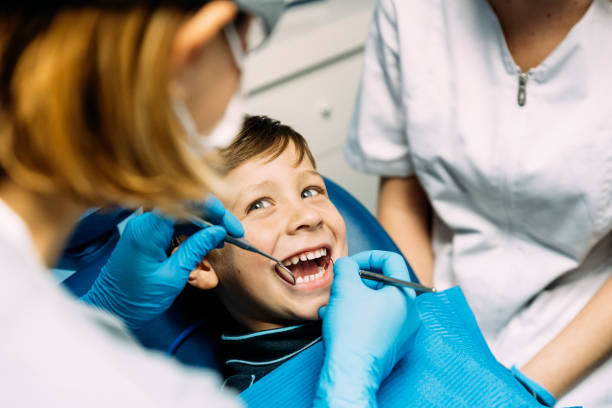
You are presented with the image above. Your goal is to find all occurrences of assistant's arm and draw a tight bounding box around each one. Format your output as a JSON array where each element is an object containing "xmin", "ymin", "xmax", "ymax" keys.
[
  {"xmin": 520, "ymin": 273, "xmax": 612, "ymax": 399},
  {"xmin": 378, "ymin": 176, "xmax": 434, "ymax": 286}
]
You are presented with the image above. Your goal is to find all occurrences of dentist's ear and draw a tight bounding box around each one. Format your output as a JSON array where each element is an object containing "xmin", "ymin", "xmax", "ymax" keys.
[
  {"xmin": 187, "ymin": 258, "xmax": 220, "ymax": 290},
  {"xmin": 170, "ymin": 0, "xmax": 238, "ymax": 71}
]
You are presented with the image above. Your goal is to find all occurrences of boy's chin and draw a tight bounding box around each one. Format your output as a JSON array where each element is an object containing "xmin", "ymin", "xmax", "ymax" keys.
[{"xmin": 290, "ymin": 304, "xmax": 327, "ymax": 322}]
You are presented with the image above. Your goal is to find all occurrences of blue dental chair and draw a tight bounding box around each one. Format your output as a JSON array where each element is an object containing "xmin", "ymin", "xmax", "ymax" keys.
[{"xmin": 58, "ymin": 177, "xmax": 417, "ymax": 369}]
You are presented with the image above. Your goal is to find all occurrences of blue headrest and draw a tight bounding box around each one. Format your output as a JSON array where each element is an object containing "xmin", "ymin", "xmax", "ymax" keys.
[
  {"xmin": 323, "ymin": 177, "xmax": 417, "ymax": 282},
  {"xmin": 58, "ymin": 177, "xmax": 417, "ymax": 368}
]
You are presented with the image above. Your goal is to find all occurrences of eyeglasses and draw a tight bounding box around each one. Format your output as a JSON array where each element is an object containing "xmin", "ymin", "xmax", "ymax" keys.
[
  {"xmin": 225, "ymin": 2, "xmax": 283, "ymax": 70},
  {"xmin": 233, "ymin": 0, "xmax": 284, "ymax": 51}
]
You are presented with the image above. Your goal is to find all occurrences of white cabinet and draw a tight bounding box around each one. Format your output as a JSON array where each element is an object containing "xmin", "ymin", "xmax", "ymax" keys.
[{"xmin": 244, "ymin": 0, "xmax": 378, "ymax": 213}]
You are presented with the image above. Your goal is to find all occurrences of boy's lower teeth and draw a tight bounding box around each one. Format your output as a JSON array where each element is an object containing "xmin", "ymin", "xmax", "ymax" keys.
[{"xmin": 296, "ymin": 266, "xmax": 325, "ymax": 284}]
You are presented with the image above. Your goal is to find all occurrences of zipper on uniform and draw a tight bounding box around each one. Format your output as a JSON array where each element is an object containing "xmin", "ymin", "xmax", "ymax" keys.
[{"xmin": 517, "ymin": 72, "xmax": 528, "ymax": 107}]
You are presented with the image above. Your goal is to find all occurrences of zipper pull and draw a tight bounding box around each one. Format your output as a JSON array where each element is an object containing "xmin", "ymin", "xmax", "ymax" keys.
[{"xmin": 517, "ymin": 72, "xmax": 528, "ymax": 107}]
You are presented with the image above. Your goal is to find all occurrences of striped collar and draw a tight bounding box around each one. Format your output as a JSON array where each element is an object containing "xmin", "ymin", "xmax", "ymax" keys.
[{"xmin": 220, "ymin": 322, "xmax": 322, "ymax": 391}]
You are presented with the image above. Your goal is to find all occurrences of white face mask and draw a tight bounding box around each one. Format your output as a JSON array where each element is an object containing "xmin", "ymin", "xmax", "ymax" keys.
[
  {"xmin": 204, "ymin": 89, "xmax": 245, "ymax": 150},
  {"xmin": 173, "ymin": 89, "xmax": 245, "ymax": 153},
  {"xmin": 173, "ymin": 22, "xmax": 247, "ymax": 153}
]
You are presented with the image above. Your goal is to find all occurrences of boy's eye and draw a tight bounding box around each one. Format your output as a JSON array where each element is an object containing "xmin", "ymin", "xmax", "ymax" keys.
[
  {"xmin": 301, "ymin": 187, "xmax": 321, "ymax": 199},
  {"xmin": 247, "ymin": 198, "xmax": 271, "ymax": 213}
]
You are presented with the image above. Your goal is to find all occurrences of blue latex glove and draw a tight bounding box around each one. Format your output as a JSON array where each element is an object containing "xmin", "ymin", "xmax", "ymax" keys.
[
  {"xmin": 511, "ymin": 366, "xmax": 556, "ymax": 407},
  {"xmin": 82, "ymin": 196, "xmax": 243, "ymax": 329},
  {"xmin": 314, "ymin": 250, "xmax": 421, "ymax": 408}
]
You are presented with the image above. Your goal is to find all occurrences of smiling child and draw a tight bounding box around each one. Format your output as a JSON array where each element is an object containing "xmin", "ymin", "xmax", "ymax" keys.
[{"xmin": 171, "ymin": 115, "xmax": 349, "ymax": 390}]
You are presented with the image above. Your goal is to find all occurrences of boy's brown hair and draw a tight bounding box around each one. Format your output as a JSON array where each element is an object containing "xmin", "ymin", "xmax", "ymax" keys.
[
  {"xmin": 217, "ymin": 115, "xmax": 316, "ymax": 173},
  {"xmin": 169, "ymin": 115, "xmax": 317, "ymax": 251}
]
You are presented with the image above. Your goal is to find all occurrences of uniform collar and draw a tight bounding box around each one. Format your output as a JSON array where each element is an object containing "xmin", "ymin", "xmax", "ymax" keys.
[
  {"xmin": 221, "ymin": 322, "xmax": 322, "ymax": 368},
  {"xmin": 0, "ymin": 197, "xmax": 44, "ymax": 268},
  {"xmin": 485, "ymin": 0, "xmax": 597, "ymax": 82}
]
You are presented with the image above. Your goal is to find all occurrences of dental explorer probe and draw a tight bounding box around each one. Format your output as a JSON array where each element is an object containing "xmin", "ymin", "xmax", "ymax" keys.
[
  {"xmin": 359, "ymin": 270, "xmax": 436, "ymax": 293},
  {"xmin": 185, "ymin": 215, "xmax": 297, "ymax": 285}
]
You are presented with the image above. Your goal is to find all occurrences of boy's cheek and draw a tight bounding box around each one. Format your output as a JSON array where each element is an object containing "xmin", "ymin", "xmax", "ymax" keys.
[
  {"xmin": 326, "ymin": 206, "xmax": 348, "ymax": 257},
  {"xmin": 207, "ymin": 246, "xmax": 240, "ymax": 280}
]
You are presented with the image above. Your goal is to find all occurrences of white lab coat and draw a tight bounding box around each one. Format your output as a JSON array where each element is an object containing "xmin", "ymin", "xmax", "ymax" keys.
[
  {"xmin": 0, "ymin": 198, "xmax": 241, "ymax": 408},
  {"xmin": 346, "ymin": 0, "xmax": 612, "ymax": 406}
]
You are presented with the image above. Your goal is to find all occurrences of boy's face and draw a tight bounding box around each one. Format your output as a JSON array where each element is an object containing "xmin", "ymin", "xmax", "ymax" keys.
[{"xmin": 205, "ymin": 143, "xmax": 347, "ymax": 331}]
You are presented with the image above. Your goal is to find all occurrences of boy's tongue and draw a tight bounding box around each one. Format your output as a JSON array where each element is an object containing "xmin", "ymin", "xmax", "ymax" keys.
[{"xmin": 288, "ymin": 260, "xmax": 321, "ymax": 279}]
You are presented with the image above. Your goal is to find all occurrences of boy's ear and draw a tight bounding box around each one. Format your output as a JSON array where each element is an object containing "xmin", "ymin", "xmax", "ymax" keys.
[{"xmin": 187, "ymin": 258, "xmax": 219, "ymax": 290}]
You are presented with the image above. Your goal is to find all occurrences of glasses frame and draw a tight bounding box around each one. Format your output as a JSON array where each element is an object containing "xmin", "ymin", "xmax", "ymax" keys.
[{"xmin": 223, "ymin": 22, "xmax": 246, "ymax": 72}]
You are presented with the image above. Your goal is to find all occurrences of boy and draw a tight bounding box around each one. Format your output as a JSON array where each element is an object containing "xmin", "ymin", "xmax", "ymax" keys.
[{"xmin": 172, "ymin": 115, "xmax": 349, "ymax": 390}]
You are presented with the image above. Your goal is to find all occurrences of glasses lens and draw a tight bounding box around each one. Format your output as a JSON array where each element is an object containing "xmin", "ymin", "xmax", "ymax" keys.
[
  {"xmin": 234, "ymin": 0, "xmax": 284, "ymax": 51},
  {"xmin": 245, "ymin": 15, "xmax": 267, "ymax": 52}
]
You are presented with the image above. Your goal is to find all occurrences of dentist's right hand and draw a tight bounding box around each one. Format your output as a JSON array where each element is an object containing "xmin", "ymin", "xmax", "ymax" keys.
[
  {"xmin": 314, "ymin": 250, "xmax": 421, "ymax": 408},
  {"xmin": 82, "ymin": 196, "xmax": 244, "ymax": 330}
]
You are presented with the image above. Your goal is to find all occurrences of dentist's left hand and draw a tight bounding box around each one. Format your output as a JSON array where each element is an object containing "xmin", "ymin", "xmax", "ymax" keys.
[
  {"xmin": 81, "ymin": 196, "xmax": 243, "ymax": 329},
  {"xmin": 314, "ymin": 250, "xmax": 421, "ymax": 408}
]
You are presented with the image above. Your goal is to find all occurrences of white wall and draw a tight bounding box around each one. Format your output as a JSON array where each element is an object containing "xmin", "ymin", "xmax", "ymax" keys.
[{"xmin": 244, "ymin": 0, "xmax": 378, "ymax": 214}]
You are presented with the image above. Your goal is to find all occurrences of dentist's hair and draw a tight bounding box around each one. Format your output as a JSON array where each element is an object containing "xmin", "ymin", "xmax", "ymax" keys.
[
  {"xmin": 0, "ymin": 4, "xmax": 219, "ymax": 214},
  {"xmin": 217, "ymin": 115, "xmax": 316, "ymax": 173}
]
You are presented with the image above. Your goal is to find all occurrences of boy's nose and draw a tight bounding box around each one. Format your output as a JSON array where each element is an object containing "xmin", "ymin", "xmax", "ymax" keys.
[{"xmin": 286, "ymin": 203, "xmax": 323, "ymax": 234}]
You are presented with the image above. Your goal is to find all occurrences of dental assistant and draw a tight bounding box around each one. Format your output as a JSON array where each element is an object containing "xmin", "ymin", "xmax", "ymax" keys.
[
  {"xmin": 346, "ymin": 0, "xmax": 612, "ymax": 406},
  {"xmin": 0, "ymin": 1, "xmax": 419, "ymax": 407}
]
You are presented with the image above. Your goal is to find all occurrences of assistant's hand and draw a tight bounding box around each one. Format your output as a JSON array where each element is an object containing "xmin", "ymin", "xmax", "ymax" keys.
[
  {"xmin": 81, "ymin": 196, "xmax": 243, "ymax": 329},
  {"xmin": 314, "ymin": 250, "xmax": 421, "ymax": 408}
]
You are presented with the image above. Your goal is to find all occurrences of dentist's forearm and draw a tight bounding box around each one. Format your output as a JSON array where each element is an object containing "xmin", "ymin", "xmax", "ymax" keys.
[
  {"xmin": 378, "ymin": 176, "xmax": 435, "ymax": 286},
  {"xmin": 521, "ymin": 274, "xmax": 612, "ymax": 398}
]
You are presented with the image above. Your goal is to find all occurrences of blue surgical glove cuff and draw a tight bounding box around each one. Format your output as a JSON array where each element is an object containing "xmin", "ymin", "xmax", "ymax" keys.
[{"xmin": 511, "ymin": 365, "xmax": 556, "ymax": 407}]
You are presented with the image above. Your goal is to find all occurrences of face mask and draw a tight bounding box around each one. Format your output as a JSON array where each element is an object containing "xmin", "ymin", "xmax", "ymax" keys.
[
  {"xmin": 173, "ymin": 22, "xmax": 246, "ymax": 153},
  {"xmin": 204, "ymin": 89, "xmax": 245, "ymax": 150},
  {"xmin": 173, "ymin": 88, "xmax": 245, "ymax": 153}
]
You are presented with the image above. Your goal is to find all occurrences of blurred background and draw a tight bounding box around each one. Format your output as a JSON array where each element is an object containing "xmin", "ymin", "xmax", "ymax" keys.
[{"xmin": 244, "ymin": 0, "xmax": 378, "ymax": 213}]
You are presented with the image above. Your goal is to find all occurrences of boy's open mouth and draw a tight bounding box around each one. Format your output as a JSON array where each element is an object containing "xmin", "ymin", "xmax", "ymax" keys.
[{"xmin": 277, "ymin": 246, "xmax": 332, "ymax": 285}]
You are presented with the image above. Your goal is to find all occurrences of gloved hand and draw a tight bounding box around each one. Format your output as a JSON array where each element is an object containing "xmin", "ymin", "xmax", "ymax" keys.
[
  {"xmin": 510, "ymin": 366, "xmax": 556, "ymax": 407},
  {"xmin": 81, "ymin": 196, "xmax": 243, "ymax": 329},
  {"xmin": 314, "ymin": 250, "xmax": 421, "ymax": 408}
]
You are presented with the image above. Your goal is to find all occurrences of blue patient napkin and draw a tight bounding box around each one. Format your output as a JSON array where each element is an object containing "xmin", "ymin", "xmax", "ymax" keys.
[{"xmin": 240, "ymin": 286, "xmax": 543, "ymax": 407}]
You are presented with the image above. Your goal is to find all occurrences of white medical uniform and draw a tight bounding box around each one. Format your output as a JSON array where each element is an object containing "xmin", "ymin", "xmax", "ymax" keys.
[
  {"xmin": 0, "ymin": 199, "xmax": 241, "ymax": 407},
  {"xmin": 346, "ymin": 0, "xmax": 612, "ymax": 406}
]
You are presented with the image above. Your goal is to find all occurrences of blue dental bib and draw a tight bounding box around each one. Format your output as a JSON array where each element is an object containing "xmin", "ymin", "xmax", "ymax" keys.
[{"xmin": 240, "ymin": 287, "xmax": 543, "ymax": 408}]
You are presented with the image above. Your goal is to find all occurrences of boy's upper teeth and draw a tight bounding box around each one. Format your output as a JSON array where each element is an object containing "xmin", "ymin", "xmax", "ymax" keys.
[{"xmin": 283, "ymin": 247, "xmax": 327, "ymax": 266}]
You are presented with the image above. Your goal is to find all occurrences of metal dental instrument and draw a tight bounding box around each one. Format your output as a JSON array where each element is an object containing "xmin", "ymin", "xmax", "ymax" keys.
[
  {"xmin": 186, "ymin": 215, "xmax": 297, "ymax": 285},
  {"xmin": 359, "ymin": 270, "xmax": 436, "ymax": 293}
]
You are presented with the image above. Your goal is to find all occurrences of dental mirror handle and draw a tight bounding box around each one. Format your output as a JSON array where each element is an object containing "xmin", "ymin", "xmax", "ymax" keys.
[
  {"xmin": 186, "ymin": 215, "xmax": 275, "ymax": 259},
  {"xmin": 214, "ymin": 234, "xmax": 296, "ymax": 285},
  {"xmin": 184, "ymin": 215, "xmax": 296, "ymax": 285},
  {"xmin": 225, "ymin": 235, "xmax": 276, "ymax": 261},
  {"xmin": 359, "ymin": 270, "xmax": 436, "ymax": 293},
  {"xmin": 224, "ymin": 235, "xmax": 296, "ymax": 285}
]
